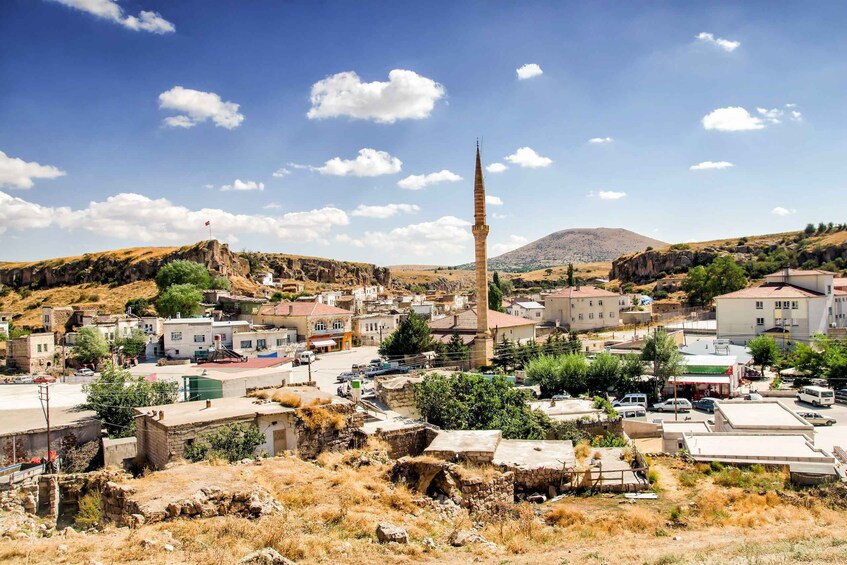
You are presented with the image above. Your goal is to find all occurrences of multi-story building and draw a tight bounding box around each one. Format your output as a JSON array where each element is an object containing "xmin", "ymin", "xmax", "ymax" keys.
[
  {"xmin": 163, "ymin": 318, "xmax": 250, "ymax": 358},
  {"xmin": 354, "ymin": 312, "xmax": 400, "ymax": 345},
  {"xmin": 428, "ymin": 309, "xmax": 537, "ymax": 346},
  {"xmin": 505, "ymin": 300, "xmax": 545, "ymax": 322},
  {"xmin": 8, "ymin": 333, "xmax": 58, "ymax": 373},
  {"xmin": 542, "ymin": 286, "xmax": 622, "ymax": 331},
  {"xmin": 255, "ymin": 302, "xmax": 353, "ymax": 352},
  {"xmin": 715, "ymin": 268, "xmax": 845, "ymax": 347}
]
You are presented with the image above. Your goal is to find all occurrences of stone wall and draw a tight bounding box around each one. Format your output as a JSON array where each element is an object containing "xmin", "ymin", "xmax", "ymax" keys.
[
  {"xmin": 499, "ymin": 465, "xmax": 567, "ymax": 495},
  {"xmin": 365, "ymin": 425, "xmax": 436, "ymax": 459},
  {"xmin": 295, "ymin": 403, "xmax": 363, "ymax": 460},
  {"xmin": 374, "ymin": 376, "xmax": 421, "ymax": 411},
  {"xmin": 576, "ymin": 417, "xmax": 623, "ymax": 439}
]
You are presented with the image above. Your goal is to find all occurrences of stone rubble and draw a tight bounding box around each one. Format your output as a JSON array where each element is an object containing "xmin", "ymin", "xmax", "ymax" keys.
[{"xmin": 375, "ymin": 522, "xmax": 409, "ymax": 544}]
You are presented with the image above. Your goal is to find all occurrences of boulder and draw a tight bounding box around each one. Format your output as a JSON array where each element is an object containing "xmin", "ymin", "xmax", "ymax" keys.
[
  {"xmin": 376, "ymin": 522, "xmax": 409, "ymax": 544},
  {"xmin": 448, "ymin": 530, "xmax": 497, "ymax": 550},
  {"xmin": 240, "ymin": 547, "xmax": 297, "ymax": 564}
]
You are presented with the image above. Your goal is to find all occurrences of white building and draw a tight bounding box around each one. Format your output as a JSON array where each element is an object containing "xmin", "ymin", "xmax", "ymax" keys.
[
  {"xmin": 354, "ymin": 312, "xmax": 400, "ymax": 345},
  {"xmin": 258, "ymin": 272, "xmax": 275, "ymax": 287},
  {"xmin": 542, "ymin": 286, "xmax": 622, "ymax": 331},
  {"xmin": 505, "ymin": 300, "xmax": 545, "ymax": 322},
  {"xmin": 715, "ymin": 269, "xmax": 845, "ymax": 347},
  {"xmin": 163, "ymin": 318, "xmax": 249, "ymax": 358}
]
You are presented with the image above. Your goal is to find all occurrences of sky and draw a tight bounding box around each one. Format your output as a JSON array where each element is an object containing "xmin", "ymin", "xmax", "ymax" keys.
[{"xmin": 2, "ymin": 1, "xmax": 847, "ymax": 265}]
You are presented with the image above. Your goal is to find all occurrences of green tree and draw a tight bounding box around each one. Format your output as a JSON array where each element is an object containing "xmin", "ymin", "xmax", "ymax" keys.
[
  {"xmin": 183, "ymin": 422, "xmax": 265, "ymax": 463},
  {"xmin": 442, "ymin": 331, "xmax": 470, "ymax": 364},
  {"xmin": 641, "ymin": 330, "xmax": 684, "ymax": 398},
  {"xmin": 707, "ymin": 255, "xmax": 747, "ymax": 297},
  {"xmin": 82, "ymin": 363, "xmax": 179, "ymax": 438},
  {"xmin": 155, "ymin": 260, "xmax": 213, "ymax": 291},
  {"xmin": 73, "ymin": 327, "xmax": 110, "ymax": 364},
  {"xmin": 156, "ymin": 284, "xmax": 203, "ymax": 318},
  {"xmin": 567, "ymin": 263, "xmax": 575, "ymax": 287},
  {"xmin": 618, "ymin": 354, "xmax": 645, "ymax": 392},
  {"xmin": 488, "ymin": 281, "xmax": 504, "ymax": 312},
  {"xmin": 747, "ymin": 335, "xmax": 780, "ymax": 377},
  {"xmin": 493, "ymin": 336, "xmax": 516, "ymax": 372},
  {"xmin": 566, "ymin": 330, "xmax": 582, "ymax": 354},
  {"xmin": 558, "ymin": 353, "xmax": 589, "ymax": 394},
  {"xmin": 378, "ymin": 310, "xmax": 436, "ymax": 357},
  {"xmin": 208, "ymin": 276, "xmax": 231, "ymax": 291},
  {"xmin": 586, "ymin": 352, "xmax": 621, "ymax": 394},
  {"xmin": 681, "ymin": 266, "xmax": 709, "ymax": 306},
  {"xmin": 124, "ymin": 297, "xmax": 150, "ymax": 316},
  {"xmin": 116, "ymin": 328, "xmax": 148, "ymax": 358},
  {"xmin": 804, "ymin": 223, "xmax": 816, "ymax": 235}
]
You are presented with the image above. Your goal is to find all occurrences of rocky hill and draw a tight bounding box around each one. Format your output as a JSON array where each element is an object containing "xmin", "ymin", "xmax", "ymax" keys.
[
  {"xmin": 241, "ymin": 251, "xmax": 390, "ymax": 288},
  {"xmin": 460, "ymin": 228, "xmax": 666, "ymax": 272}
]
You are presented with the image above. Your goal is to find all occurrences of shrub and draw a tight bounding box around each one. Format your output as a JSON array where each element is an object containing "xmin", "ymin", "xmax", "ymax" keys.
[
  {"xmin": 273, "ymin": 392, "xmax": 302, "ymax": 408},
  {"xmin": 591, "ymin": 432, "xmax": 628, "ymax": 448},
  {"xmin": 248, "ymin": 390, "xmax": 270, "ymax": 400},
  {"xmin": 75, "ymin": 491, "xmax": 102, "ymax": 530},
  {"xmin": 183, "ymin": 422, "xmax": 264, "ymax": 463},
  {"xmin": 296, "ymin": 406, "xmax": 346, "ymax": 432},
  {"xmin": 647, "ymin": 469, "xmax": 659, "ymax": 485},
  {"xmin": 546, "ymin": 505, "xmax": 586, "ymax": 527},
  {"xmin": 574, "ymin": 440, "xmax": 591, "ymax": 460},
  {"xmin": 709, "ymin": 460, "xmax": 724, "ymax": 472},
  {"xmin": 669, "ymin": 506, "xmax": 682, "ymax": 521}
]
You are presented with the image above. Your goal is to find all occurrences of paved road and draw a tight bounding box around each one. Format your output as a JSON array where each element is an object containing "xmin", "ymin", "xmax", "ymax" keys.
[{"xmin": 289, "ymin": 345, "xmax": 380, "ymax": 393}]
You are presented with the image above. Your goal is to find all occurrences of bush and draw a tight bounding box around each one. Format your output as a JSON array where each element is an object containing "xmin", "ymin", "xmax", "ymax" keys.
[
  {"xmin": 296, "ymin": 406, "xmax": 346, "ymax": 432},
  {"xmin": 590, "ymin": 432, "xmax": 628, "ymax": 447},
  {"xmin": 273, "ymin": 391, "xmax": 302, "ymax": 407},
  {"xmin": 74, "ymin": 491, "xmax": 102, "ymax": 530},
  {"xmin": 647, "ymin": 469, "xmax": 659, "ymax": 485},
  {"xmin": 183, "ymin": 422, "xmax": 264, "ymax": 463}
]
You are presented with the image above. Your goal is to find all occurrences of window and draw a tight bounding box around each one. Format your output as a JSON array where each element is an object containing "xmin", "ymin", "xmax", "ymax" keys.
[
  {"xmin": 589, "ymin": 300, "xmax": 593, "ymax": 307},
  {"xmin": 332, "ymin": 320, "xmax": 344, "ymax": 330},
  {"xmin": 315, "ymin": 321, "xmax": 326, "ymax": 331},
  {"xmin": 598, "ymin": 300, "xmax": 603, "ymax": 306},
  {"xmin": 756, "ymin": 318, "xmax": 764, "ymax": 326},
  {"xmin": 609, "ymin": 312, "xmax": 615, "ymax": 319},
  {"xmin": 755, "ymin": 301, "xmax": 763, "ymax": 309},
  {"xmin": 240, "ymin": 340, "xmax": 253, "ymax": 349},
  {"xmin": 589, "ymin": 313, "xmax": 594, "ymax": 319},
  {"xmin": 276, "ymin": 338, "xmax": 287, "ymax": 346},
  {"xmin": 792, "ymin": 301, "xmax": 799, "ymax": 309},
  {"xmin": 36, "ymin": 344, "xmax": 41, "ymax": 353},
  {"xmin": 578, "ymin": 314, "xmax": 583, "ymax": 320},
  {"xmin": 599, "ymin": 312, "xmax": 603, "ymax": 318},
  {"xmin": 193, "ymin": 335, "xmax": 205, "ymax": 343},
  {"xmin": 171, "ymin": 332, "xmax": 182, "ymax": 341},
  {"xmin": 775, "ymin": 301, "xmax": 782, "ymax": 309},
  {"xmin": 535, "ymin": 311, "xmax": 541, "ymax": 317},
  {"xmin": 828, "ymin": 285, "xmax": 832, "ymax": 294},
  {"xmin": 257, "ymin": 339, "xmax": 267, "ymax": 349}
]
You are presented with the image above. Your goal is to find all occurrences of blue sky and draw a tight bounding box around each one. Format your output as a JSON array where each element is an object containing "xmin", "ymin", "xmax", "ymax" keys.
[{"xmin": 2, "ymin": 1, "xmax": 846, "ymax": 265}]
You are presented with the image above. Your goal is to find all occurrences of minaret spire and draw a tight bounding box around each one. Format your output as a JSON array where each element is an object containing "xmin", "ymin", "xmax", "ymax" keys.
[{"xmin": 472, "ymin": 142, "xmax": 493, "ymax": 367}]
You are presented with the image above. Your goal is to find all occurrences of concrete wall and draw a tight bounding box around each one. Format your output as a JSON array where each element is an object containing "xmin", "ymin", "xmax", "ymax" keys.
[
  {"xmin": 257, "ymin": 412, "xmax": 297, "ymax": 455},
  {"xmin": 0, "ymin": 420, "xmax": 101, "ymax": 467},
  {"xmin": 102, "ymin": 437, "xmax": 137, "ymax": 469},
  {"xmin": 622, "ymin": 420, "xmax": 661, "ymax": 439}
]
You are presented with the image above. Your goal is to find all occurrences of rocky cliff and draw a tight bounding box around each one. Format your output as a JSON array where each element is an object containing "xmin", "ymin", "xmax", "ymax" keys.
[
  {"xmin": 0, "ymin": 240, "xmax": 248, "ymax": 290},
  {"xmin": 243, "ymin": 252, "xmax": 391, "ymax": 287}
]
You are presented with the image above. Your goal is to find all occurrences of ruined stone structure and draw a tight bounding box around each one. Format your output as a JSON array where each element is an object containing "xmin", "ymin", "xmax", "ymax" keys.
[
  {"xmin": 374, "ymin": 375, "xmax": 421, "ymax": 411},
  {"xmin": 472, "ymin": 144, "xmax": 494, "ymax": 368},
  {"xmin": 294, "ymin": 403, "xmax": 364, "ymax": 460},
  {"xmin": 357, "ymin": 424, "xmax": 438, "ymax": 459}
]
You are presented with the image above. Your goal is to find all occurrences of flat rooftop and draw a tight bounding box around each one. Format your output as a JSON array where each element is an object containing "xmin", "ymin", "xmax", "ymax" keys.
[
  {"xmin": 197, "ymin": 358, "xmax": 292, "ymax": 370},
  {"xmin": 0, "ymin": 406, "xmax": 99, "ymax": 436},
  {"xmin": 662, "ymin": 421, "xmax": 711, "ymax": 434},
  {"xmin": 492, "ymin": 439, "xmax": 576, "ymax": 470},
  {"xmin": 716, "ymin": 400, "xmax": 811, "ymax": 429},
  {"xmin": 684, "ymin": 433, "xmax": 834, "ymax": 463},
  {"xmin": 424, "ymin": 430, "xmax": 502, "ymax": 457}
]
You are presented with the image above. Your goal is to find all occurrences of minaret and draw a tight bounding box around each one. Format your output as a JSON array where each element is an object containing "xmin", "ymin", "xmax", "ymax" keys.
[{"xmin": 472, "ymin": 142, "xmax": 494, "ymax": 367}]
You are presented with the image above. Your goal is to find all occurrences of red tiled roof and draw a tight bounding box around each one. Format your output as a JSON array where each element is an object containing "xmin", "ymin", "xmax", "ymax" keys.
[
  {"xmin": 259, "ymin": 301, "xmax": 352, "ymax": 317},
  {"xmin": 716, "ymin": 283, "xmax": 824, "ymax": 299},
  {"xmin": 428, "ymin": 308, "xmax": 535, "ymax": 332},
  {"xmin": 545, "ymin": 286, "xmax": 619, "ymax": 299}
]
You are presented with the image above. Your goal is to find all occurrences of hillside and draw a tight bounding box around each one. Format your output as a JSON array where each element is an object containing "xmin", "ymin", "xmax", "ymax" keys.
[{"xmin": 459, "ymin": 228, "xmax": 666, "ymax": 272}]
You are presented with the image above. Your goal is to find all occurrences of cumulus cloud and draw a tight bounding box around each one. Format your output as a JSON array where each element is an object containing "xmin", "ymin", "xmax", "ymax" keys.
[
  {"xmin": 350, "ymin": 203, "xmax": 420, "ymax": 219},
  {"xmin": 311, "ymin": 148, "xmax": 402, "ymax": 177},
  {"xmin": 0, "ymin": 191, "xmax": 348, "ymax": 242},
  {"xmin": 397, "ymin": 169, "xmax": 462, "ymax": 190},
  {"xmin": 696, "ymin": 32, "xmax": 740, "ymax": 52},
  {"xmin": 272, "ymin": 168, "xmax": 290, "ymax": 178},
  {"xmin": 364, "ymin": 216, "xmax": 472, "ymax": 256},
  {"xmin": 587, "ymin": 190, "xmax": 627, "ymax": 200},
  {"xmin": 51, "ymin": 0, "xmax": 174, "ymax": 34},
  {"xmin": 486, "ymin": 163, "xmax": 507, "ymax": 173},
  {"xmin": 263, "ymin": 203, "xmax": 282, "ymax": 210},
  {"xmin": 772, "ymin": 206, "xmax": 796, "ymax": 216},
  {"xmin": 491, "ymin": 235, "xmax": 529, "ymax": 254},
  {"xmin": 757, "ymin": 107, "xmax": 784, "ymax": 124},
  {"xmin": 504, "ymin": 147, "xmax": 552, "ymax": 168},
  {"xmin": 0, "ymin": 150, "xmax": 66, "ymax": 189},
  {"xmin": 702, "ymin": 107, "xmax": 764, "ymax": 131},
  {"xmin": 306, "ymin": 69, "xmax": 445, "ymax": 123},
  {"xmin": 159, "ymin": 86, "xmax": 244, "ymax": 129},
  {"xmin": 588, "ymin": 137, "xmax": 613, "ymax": 144},
  {"xmin": 220, "ymin": 179, "xmax": 264, "ymax": 192},
  {"xmin": 485, "ymin": 195, "xmax": 503, "ymax": 206},
  {"xmin": 516, "ymin": 64, "xmax": 543, "ymax": 80},
  {"xmin": 689, "ymin": 161, "xmax": 735, "ymax": 171}
]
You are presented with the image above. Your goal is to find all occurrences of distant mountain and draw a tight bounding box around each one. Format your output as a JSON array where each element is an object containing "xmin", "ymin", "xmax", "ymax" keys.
[{"xmin": 467, "ymin": 228, "xmax": 667, "ymax": 272}]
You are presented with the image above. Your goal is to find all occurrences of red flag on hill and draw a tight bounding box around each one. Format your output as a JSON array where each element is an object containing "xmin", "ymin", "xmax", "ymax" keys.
[{"xmin": 204, "ymin": 220, "xmax": 210, "ymax": 226}]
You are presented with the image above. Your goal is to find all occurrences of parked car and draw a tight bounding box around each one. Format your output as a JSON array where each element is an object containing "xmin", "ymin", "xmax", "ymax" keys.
[
  {"xmin": 551, "ymin": 393, "xmax": 572, "ymax": 401},
  {"xmin": 617, "ymin": 406, "xmax": 647, "ymax": 419},
  {"xmin": 13, "ymin": 376, "xmax": 33, "ymax": 384},
  {"xmin": 743, "ymin": 392, "xmax": 763, "ymax": 401},
  {"xmin": 651, "ymin": 398, "xmax": 692, "ymax": 412},
  {"xmin": 693, "ymin": 397, "xmax": 718, "ymax": 413},
  {"xmin": 336, "ymin": 372, "xmax": 357, "ymax": 382},
  {"xmin": 74, "ymin": 368, "xmax": 98, "ymax": 377},
  {"xmin": 351, "ymin": 363, "xmax": 366, "ymax": 374},
  {"xmin": 836, "ymin": 388, "xmax": 847, "ymax": 404},
  {"xmin": 33, "ymin": 375, "xmax": 57, "ymax": 384},
  {"xmin": 797, "ymin": 412, "xmax": 837, "ymax": 426},
  {"xmin": 798, "ymin": 385, "xmax": 835, "ymax": 406},
  {"xmin": 612, "ymin": 393, "xmax": 648, "ymax": 409}
]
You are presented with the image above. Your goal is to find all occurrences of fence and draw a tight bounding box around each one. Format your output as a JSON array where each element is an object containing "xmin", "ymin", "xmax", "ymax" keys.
[{"xmin": 0, "ymin": 463, "xmax": 46, "ymax": 489}]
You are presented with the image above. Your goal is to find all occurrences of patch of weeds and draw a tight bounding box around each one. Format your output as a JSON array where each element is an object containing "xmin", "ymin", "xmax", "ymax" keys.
[
  {"xmin": 655, "ymin": 528, "xmax": 668, "ymax": 537},
  {"xmin": 652, "ymin": 555, "xmax": 683, "ymax": 565}
]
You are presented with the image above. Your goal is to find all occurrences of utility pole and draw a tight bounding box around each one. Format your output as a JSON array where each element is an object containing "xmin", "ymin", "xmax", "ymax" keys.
[
  {"xmin": 38, "ymin": 384, "xmax": 53, "ymax": 473},
  {"xmin": 307, "ymin": 357, "xmax": 312, "ymax": 384}
]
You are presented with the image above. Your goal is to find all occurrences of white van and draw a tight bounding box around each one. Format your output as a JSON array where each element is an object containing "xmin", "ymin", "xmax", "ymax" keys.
[
  {"xmin": 297, "ymin": 351, "xmax": 316, "ymax": 365},
  {"xmin": 612, "ymin": 393, "xmax": 648, "ymax": 409},
  {"xmin": 798, "ymin": 385, "xmax": 835, "ymax": 406},
  {"xmin": 616, "ymin": 405, "xmax": 647, "ymax": 419}
]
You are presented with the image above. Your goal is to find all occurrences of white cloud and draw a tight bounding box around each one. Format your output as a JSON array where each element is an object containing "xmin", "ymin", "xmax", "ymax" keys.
[
  {"xmin": 364, "ymin": 216, "xmax": 472, "ymax": 256},
  {"xmin": 0, "ymin": 150, "xmax": 66, "ymax": 189},
  {"xmin": 350, "ymin": 203, "xmax": 420, "ymax": 219},
  {"xmin": 272, "ymin": 168, "xmax": 291, "ymax": 178},
  {"xmin": 491, "ymin": 213, "xmax": 509, "ymax": 220},
  {"xmin": 306, "ymin": 69, "xmax": 445, "ymax": 124},
  {"xmin": 790, "ymin": 110, "xmax": 803, "ymax": 122},
  {"xmin": 51, "ymin": 0, "xmax": 174, "ymax": 34},
  {"xmin": 486, "ymin": 163, "xmax": 508, "ymax": 173},
  {"xmin": 485, "ymin": 195, "xmax": 503, "ymax": 206},
  {"xmin": 696, "ymin": 32, "xmax": 740, "ymax": 52},
  {"xmin": 491, "ymin": 235, "xmax": 529, "ymax": 254},
  {"xmin": 315, "ymin": 148, "xmax": 402, "ymax": 177},
  {"xmin": 702, "ymin": 107, "xmax": 764, "ymax": 131},
  {"xmin": 220, "ymin": 179, "xmax": 264, "ymax": 192},
  {"xmin": 334, "ymin": 234, "xmax": 365, "ymax": 248},
  {"xmin": 504, "ymin": 147, "xmax": 552, "ymax": 168},
  {"xmin": 757, "ymin": 107, "xmax": 783, "ymax": 124},
  {"xmin": 397, "ymin": 169, "xmax": 462, "ymax": 190},
  {"xmin": 587, "ymin": 190, "xmax": 627, "ymax": 200},
  {"xmin": 516, "ymin": 64, "xmax": 543, "ymax": 80},
  {"xmin": 689, "ymin": 161, "xmax": 735, "ymax": 171},
  {"xmin": 588, "ymin": 137, "xmax": 613, "ymax": 144},
  {"xmin": 263, "ymin": 203, "xmax": 282, "ymax": 210},
  {"xmin": 0, "ymin": 191, "xmax": 348, "ymax": 242},
  {"xmin": 158, "ymin": 86, "xmax": 244, "ymax": 129},
  {"xmin": 771, "ymin": 206, "xmax": 796, "ymax": 216}
]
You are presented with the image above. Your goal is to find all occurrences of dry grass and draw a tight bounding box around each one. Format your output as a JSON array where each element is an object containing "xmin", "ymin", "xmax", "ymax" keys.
[
  {"xmin": 295, "ymin": 406, "xmax": 345, "ymax": 432},
  {"xmin": 308, "ymin": 397, "xmax": 332, "ymax": 407},
  {"xmin": 248, "ymin": 390, "xmax": 270, "ymax": 400},
  {"xmin": 574, "ymin": 439, "xmax": 591, "ymax": 460},
  {"xmin": 273, "ymin": 392, "xmax": 302, "ymax": 408}
]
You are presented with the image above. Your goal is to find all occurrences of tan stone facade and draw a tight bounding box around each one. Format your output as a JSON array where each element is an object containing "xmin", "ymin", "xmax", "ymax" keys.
[{"xmin": 7, "ymin": 332, "xmax": 59, "ymax": 374}]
